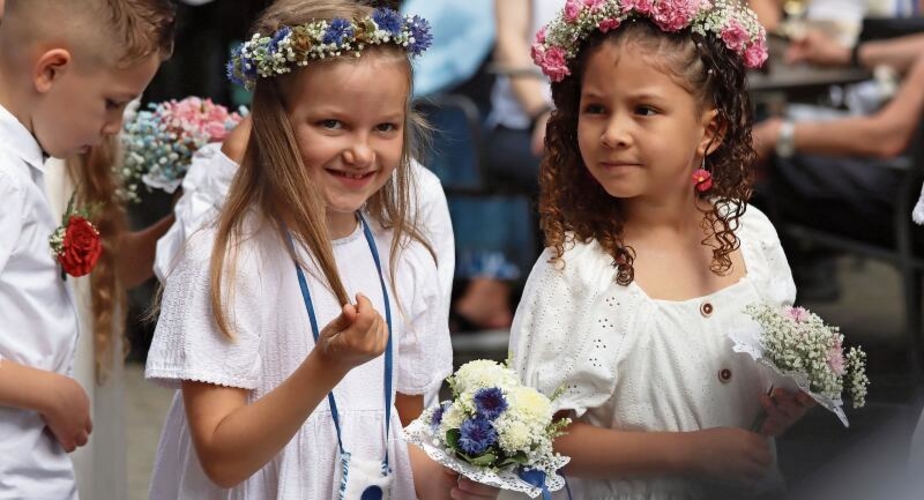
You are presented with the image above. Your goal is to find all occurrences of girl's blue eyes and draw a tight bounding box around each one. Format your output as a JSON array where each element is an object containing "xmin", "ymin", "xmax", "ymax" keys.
[{"xmin": 320, "ymin": 119, "xmax": 342, "ymax": 129}]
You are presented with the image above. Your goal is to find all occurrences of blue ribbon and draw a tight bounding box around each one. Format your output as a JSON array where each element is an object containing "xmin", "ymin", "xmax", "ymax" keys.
[{"xmin": 518, "ymin": 468, "xmax": 552, "ymax": 500}]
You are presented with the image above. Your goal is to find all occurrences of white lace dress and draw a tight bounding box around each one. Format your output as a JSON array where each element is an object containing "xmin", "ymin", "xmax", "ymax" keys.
[
  {"xmin": 145, "ymin": 212, "xmax": 452, "ymax": 499},
  {"xmin": 509, "ymin": 205, "xmax": 796, "ymax": 500}
]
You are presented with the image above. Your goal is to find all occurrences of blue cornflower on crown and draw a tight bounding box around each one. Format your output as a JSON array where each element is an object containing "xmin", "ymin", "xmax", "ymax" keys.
[{"xmin": 227, "ymin": 7, "xmax": 432, "ymax": 90}]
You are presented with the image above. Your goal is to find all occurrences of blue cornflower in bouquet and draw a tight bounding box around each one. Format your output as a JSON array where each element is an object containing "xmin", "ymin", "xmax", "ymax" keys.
[
  {"xmin": 404, "ymin": 360, "xmax": 571, "ymax": 499},
  {"xmin": 120, "ymin": 97, "xmax": 245, "ymax": 202},
  {"xmin": 730, "ymin": 303, "xmax": 870, "ymax": 427}
]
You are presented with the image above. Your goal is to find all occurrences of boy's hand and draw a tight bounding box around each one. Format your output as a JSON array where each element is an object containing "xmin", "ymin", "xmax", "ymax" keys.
[
  {"xmin": 315, "ymin": 293, "xmax": 389, "ymax": 373},
  {"xmin": 41, "ymin": 374, "xmax": 92, "ymax": 453},
  {"xmin": 689, "ymin": 428, "xmax": 772, "ymax": 487},
  {"xmin": 757, "ymin": 388, "xmax": 815, "ymax": 437}
]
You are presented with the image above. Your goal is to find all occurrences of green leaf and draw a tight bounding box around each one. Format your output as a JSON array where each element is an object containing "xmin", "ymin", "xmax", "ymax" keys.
[
  {"xmin": 469, "ymin": 453, "xmax": 497, "ymax": 466},
  {"xmin": 446, "ymin": 429, "xmax": 460, "ymax": 449}
]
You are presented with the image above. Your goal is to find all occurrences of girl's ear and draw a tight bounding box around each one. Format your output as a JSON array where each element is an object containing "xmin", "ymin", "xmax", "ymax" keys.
[
  {"xmin": 698, "ymin": 108, "xmax": 726, "ymax": 157},
  {"xmin": 33, "ymin": 49, "xmax": 72, "ymax": 94}
]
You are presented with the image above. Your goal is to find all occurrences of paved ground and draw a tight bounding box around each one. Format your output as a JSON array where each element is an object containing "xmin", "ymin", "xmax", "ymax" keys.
[{"xmin": 124, "ymin": 256, "xmax": 923, "ymax": 500}]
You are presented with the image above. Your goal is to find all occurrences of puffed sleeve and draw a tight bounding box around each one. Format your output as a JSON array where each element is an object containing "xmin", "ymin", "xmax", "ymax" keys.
[
  {"xmin": 145, "ymin": 225, "xmax": 266, "ymax": 390},
  {"xmin": 394, "ymin": 241, "xmax": 453, "ymax": 397},
  {"xmin": 0, "ymin": 168, "xmax": 24, "ymax": 274},
  {"xmin": 510, "ymin": 244, "xmax": 630, "ymax": 418},
  {"xmin": 740, "ymin": 204, "xmax": 797, "ymax": 307},
  {"xmin": 154, "ymin": 144, "xmax": 237, "ymax": 282}
]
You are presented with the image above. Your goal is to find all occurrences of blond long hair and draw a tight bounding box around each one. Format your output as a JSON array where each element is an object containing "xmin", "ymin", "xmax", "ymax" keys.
[
  {"xmin": 210, "ymin": 0, "xmax": 432, "ymax": 339},
  {"xmin": 66, "ymin": 137, "xmax": 129, "ymax": 384}
]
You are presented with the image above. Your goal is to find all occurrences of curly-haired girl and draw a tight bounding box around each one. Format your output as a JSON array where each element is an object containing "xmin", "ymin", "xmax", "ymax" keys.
[{"xmin": 509, "ymin": 1, "xmax": 815, "ymax": 497}]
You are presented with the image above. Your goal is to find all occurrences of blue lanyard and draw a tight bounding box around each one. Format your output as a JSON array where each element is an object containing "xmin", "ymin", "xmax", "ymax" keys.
[{"xmin": 288, "ymin": 213, "xmax": 394, "ymax": 470}]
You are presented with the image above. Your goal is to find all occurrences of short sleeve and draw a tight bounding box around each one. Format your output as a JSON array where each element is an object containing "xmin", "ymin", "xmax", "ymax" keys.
[
  {"xmin": 510, "ymin": 245, "xmax": 627, "ymax": 418},
  {"xmin": 0, "ymin": 168, "xmax": 24, "ymax": 274},
  {"xmin": 146, "ymin": 226, "xmax": 265, "ymax": 390},
  {"xmin": 395, "ymin": 242, "xmax": 452, "ymax": 396},
  {"xmin": 412, "ymin": 163, "xmax": 454, "ymax": 304},
  {"xmin": 740, "ymin": 204, "xmax": 797, "ymax": 307}
]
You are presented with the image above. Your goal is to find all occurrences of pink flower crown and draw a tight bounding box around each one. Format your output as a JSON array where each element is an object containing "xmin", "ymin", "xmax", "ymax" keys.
[{"xmin": 532, "ymin": 0, "xmax": 768, "ymax": 82}]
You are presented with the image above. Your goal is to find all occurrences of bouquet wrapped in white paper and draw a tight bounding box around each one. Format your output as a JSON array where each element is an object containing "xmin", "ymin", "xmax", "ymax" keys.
[
  {"xmin": 730, "ymin": 304, "xmax": 870, "ymax": 427},
  {"xmin": 404, "ymin": 360, "xmax": 571, "ymax": 499}
]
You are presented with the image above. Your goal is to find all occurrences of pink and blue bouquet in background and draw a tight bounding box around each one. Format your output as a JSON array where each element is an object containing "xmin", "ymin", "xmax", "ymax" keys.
[
  {"xmin": 404, "ymin": 360, "xmax": 571, "ymax": 499},
  {"xmin": 731, "ymin": 304, "xmax": 870, "ymax": 427},
  {"xmin": 120, "ymin": 97, "xmax": 245, "ymax": 202}
]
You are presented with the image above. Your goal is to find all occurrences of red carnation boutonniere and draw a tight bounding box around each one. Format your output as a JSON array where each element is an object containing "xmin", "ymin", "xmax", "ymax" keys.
[{"xmin": 48, "ymin": 193, "xmax": 102, "ymax": 279}]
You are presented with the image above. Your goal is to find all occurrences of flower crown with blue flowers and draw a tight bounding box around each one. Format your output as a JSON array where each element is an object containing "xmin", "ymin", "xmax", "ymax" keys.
[{"xmin": 227, "ymin": 8, "xmax": 432, "ymax": 90}]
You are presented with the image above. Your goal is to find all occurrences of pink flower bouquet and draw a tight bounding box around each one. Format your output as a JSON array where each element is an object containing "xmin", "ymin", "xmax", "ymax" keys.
[
  {"xmin": 120, "ymin": 97, "xmax": 245, "ymax": 201},
  {"xmin": 730, "ymin": 304, "xmax": 870, "ymax": 427}
]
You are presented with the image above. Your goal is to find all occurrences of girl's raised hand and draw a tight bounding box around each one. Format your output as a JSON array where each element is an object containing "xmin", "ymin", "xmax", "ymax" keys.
[
  {"xmin": 757, "ymin": 388, "xmax": 815, "ymax": 437},
  {"xmin": 315, "ymin": 293, "xmax": 389, "ymax": 372},
  {"xmin": 689, "ymin": 427, "xmax": 772, "ymax": 487}
]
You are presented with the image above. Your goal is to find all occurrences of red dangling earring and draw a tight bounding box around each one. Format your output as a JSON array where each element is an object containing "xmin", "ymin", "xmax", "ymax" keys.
[{"xmin": 692, "ymin": 157, "xmax": 713, "ymax": 193}]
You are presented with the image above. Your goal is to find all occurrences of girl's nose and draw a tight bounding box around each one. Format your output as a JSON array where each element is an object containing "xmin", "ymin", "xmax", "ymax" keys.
[
  {"xmin": 343, "ymin": 140, "xmax": 375, "ymax": 167},
  {"xmin": 601, "ymin": 115, "xmax": 631, "ymax": 149},
  {"xmin": 101, "ymin": 115, "xmax": 123, "ymax": 137}
]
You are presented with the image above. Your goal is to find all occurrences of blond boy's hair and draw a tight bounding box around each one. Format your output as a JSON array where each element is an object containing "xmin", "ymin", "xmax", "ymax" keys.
[{"xmin": 2, "ymin": 0, "xmax": 175, "ymax": 68}]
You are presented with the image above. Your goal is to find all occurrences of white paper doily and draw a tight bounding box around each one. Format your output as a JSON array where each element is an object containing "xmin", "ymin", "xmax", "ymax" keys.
[
  {"xmin": 142, "ymin": 172, "xmax": 183, "ymax": 194},
  {"xmin": 403, "ymin": 417, "xmax": 570, "ymax": 498},
  {"xmin": 729, "ymin": 322, "xmax": 849, "ymax": 427}
]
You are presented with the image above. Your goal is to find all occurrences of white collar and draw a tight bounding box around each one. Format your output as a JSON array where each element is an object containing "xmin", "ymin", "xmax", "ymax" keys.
[{"xmin": 0, "ymin": 103, "xmax": 46, "ymax": 174}]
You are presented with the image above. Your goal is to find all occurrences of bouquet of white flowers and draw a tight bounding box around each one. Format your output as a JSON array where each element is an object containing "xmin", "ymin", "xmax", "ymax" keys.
[
  {"xmin": 404, "ymin": 360, "xmax": 571, "ymax": 499},
  {"xmin": 730, "ymin": 303, "xmax": 870, "ymax": 427}
]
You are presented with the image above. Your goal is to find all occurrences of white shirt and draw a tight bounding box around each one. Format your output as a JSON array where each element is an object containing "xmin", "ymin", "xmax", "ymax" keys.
[
  {"xmin": 510, "ymin": 205, "xmax": 794, "ymax": 500},
  {"xmin": 154, "ymin": 144, "xmax": 456, "ymax": 329},
  {"xmin": 0, "ymin": 104, "xmax": 80, "ymax": 500},
  {"xmin": 146, "ymin": 211, "xmax": 452, "ymax": 499}
]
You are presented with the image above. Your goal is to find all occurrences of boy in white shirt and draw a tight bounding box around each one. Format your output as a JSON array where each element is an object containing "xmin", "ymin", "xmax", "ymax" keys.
[{"xmin": 0, "ymin": 1, "xmax": 175, "ymax": 498}]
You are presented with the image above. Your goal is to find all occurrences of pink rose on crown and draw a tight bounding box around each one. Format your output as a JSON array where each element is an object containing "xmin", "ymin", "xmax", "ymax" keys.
[
  {"xmin": 621, "ymin": 0, "xmax": 654, "ymax": 15},
  {"xmin": 583, "ymin": 0, "xmax": 606, "ymax": 11},
  {"xmin": 599, "ymin": 17, "xmax": 621, "ymax": 33},
  {"xmin": 536, "ymin": 45, "xmax": 571, "ymax": 82},
  {"xmin": 535, "ymin": 27, "xmax": 547, "ymax": 44},
  {"xmin": 721, "ymin": 20, "xmax": 750, "ymax": 52},
  {"xmin": 564, "ymin": 0, "xmax": 584, "ymax": 22},
  {"xmin": 652, "ymin": 0, "xmax": 700, "ymax": 32},
  {"xmin": 744, "ymin": 38, "xmax": 769, "ymax": 68}
]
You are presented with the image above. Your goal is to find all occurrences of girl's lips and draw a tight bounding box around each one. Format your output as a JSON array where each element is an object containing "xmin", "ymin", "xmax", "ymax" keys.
[{"xmin": 326, "ymin": 168, "xmax": 376, "ymax": 188}]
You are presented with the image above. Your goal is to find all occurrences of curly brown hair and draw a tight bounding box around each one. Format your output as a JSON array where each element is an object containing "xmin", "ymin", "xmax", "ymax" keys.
[{"xmin": 541, "ymin": 19, "xmax": 755, "ymax": 285}]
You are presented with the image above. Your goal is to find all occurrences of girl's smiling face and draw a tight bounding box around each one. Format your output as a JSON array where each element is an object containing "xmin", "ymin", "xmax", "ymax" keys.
[{"xmin": 285, "ymin": 51, "xmax": 409, "ymax": 235}]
